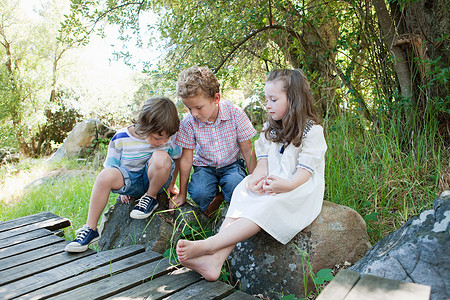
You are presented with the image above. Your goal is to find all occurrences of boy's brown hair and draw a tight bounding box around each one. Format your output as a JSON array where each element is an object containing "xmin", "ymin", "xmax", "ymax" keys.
[
  {"xmin": 134, "ymin": 97, "xmax": 180, "ymax": 137},
  {"xmin": 176, "ymin": 66, "xmax": 220, "ymax": 99}
]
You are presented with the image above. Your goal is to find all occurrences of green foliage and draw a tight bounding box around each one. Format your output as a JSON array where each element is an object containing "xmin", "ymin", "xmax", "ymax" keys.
[
  {"xmin": 65, "ymin": 0, "xmax": 448, "ymax": 147},
  {"xmin": 279, "ymin": 267, "xmax": 334, "ymax": 299},
  {"xmin": 314, "ymin": 269, "xmax": 334, "ymax": 285},
  {"xmin": 0, "ymin": 0, "xmax": 84, "ymax": 156},
  {"xmin": 0, "ymin": 155, "xmax": 114, "ymax": 234},
  {"xmin": 79, "ymin": 137, "xmax": 111, "ymax": 159},
  {"xmin": 324, "ymin": 113, "xmax": 447, "ymax": 243},
  {"xmin": 0, "ymin": 144, "xmax": 113, "ymax": 233}
]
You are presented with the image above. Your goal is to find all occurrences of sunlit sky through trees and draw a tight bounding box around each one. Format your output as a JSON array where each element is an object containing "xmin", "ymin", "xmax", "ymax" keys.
[
  {"xmin": 20, "ymin": 0, "xmax": 163, "ymax": 71},
  {"xmin": 17, "ymin": 0, "xmax": 166, "ymax": 125}
]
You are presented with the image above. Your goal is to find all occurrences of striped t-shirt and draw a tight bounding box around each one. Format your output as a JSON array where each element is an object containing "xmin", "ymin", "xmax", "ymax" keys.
[{"xmin": 104, "ymin": 126, "xmax": 182, "ymax": 172}]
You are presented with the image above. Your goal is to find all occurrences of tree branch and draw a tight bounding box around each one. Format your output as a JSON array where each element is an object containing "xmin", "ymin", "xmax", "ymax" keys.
[
  {"xmin": 78, "ymin": 1, "xmax": 145, "ymax": 42},
  {"xmin": 213, "ymin": 24, "xmax": 306, "ymax": 73}
]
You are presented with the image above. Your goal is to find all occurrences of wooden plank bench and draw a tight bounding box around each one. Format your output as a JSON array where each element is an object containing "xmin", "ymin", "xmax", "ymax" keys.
[
  {"xmin": 0, "ymin": 212, "xmax": 256, "ymax": 300},
  {"xmin": 316, "ymin": 269, "xmax": 431, "ymax": 300}
]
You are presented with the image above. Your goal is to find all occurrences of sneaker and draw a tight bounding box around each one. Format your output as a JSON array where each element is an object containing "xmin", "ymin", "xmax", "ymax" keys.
[
  {"xmin": 130, "ymin": 194, "xmax": 159, "ymax": 219},
  {"xmin": 64, "ymin": 225, "xmax": 100, "ymax": 253}
]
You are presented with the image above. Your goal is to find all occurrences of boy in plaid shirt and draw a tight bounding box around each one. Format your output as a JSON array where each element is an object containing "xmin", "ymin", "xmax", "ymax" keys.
[{"xmin": 173, "ymin": 66, "xmax": 257, "ymax": 216}]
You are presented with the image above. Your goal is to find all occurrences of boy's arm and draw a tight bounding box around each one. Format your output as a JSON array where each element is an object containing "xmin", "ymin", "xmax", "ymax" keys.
[
  {"xmin": 247, "ymin": 158, "xmax": 268, "ymax": 194},
  {"xmin": 239, "ymin": 139, "xmax": 256, "ymax": 174},
  {"xmin": 167, "ymin": 158, "xmax": 180, "ymax": 196},
  {"xmin": 170, "ymin": 148, "xmax": 193, "ymax": 210}
]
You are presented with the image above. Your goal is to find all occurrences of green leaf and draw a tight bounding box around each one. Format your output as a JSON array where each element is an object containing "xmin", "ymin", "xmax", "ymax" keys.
[
  {"xmin": 314, "ymin": 268, "xmax": 334, "ymax": 284},
  {"xmin": 364, "ymin": 212, "xmax": 379, "ymax": 222}
]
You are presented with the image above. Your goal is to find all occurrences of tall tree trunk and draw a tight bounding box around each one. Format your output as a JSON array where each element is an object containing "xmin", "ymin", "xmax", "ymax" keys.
[{"xmin": 372, "ymin": 0, "xmax": 413, "ymax": 100}]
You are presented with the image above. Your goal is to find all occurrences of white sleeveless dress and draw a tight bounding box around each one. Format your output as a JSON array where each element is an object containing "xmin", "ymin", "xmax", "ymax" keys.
[{"xmin": 226, "ymin": 124, "xmax": 327, "ymax": 244}]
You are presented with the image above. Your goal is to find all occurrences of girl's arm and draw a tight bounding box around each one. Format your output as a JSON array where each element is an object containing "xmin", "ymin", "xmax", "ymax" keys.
[
  {"xmin": 247, "ymin": 158, "xmax": 268, "ymax": 194},
  {"xmin": 170, "ymin": 148, "xmax": 193, "ymax": 212},
  {"xmin": 263, "ymin": 167, "xmax": 311, "ymax": 195}
]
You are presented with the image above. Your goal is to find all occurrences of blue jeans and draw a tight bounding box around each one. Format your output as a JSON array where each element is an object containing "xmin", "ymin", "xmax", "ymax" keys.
[
  {"xmin": 188, "ymin": 159, "xmax": 247, "ymax": 212},
  {"xmin": 111, "ymin": 158, "xmax": 175, "ymax": 198}
]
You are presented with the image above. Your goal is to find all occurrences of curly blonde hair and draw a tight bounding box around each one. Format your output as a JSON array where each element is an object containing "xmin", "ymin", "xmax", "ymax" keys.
[
  {"xmin": 176, "ymin": 66, "xmax": 220, "ymax": 99},
  {"xmin": 264, "ymin": 69, "xmax": 320, "ymax": 147}
]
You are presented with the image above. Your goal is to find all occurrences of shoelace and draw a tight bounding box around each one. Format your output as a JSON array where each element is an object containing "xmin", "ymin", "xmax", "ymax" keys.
[
  {"xmin": 75, "ymin": 226, "xmax": 90, "ymax": 242},
  {"xmin": 136, "ymin": 195, "xmax": 152, "ymax": 210}
]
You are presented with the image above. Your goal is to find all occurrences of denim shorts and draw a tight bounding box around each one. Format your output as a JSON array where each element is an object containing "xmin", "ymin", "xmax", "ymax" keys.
[
  {"xmin": 111, "ymin": 157, "xmax": 175, "ymax": 198},
  {"xmin": 187, "ymin": 159, "xmax": 247, "ymax": 212}
]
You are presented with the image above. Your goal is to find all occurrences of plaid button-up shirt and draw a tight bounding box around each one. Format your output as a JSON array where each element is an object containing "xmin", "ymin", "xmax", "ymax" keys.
[{"xmin": 175, "ymin": 99, "xmax": 256, "ymax": 168}]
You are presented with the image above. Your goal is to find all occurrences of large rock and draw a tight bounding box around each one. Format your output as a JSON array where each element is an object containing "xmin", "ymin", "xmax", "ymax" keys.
[
  {"xmin": 227, "ymin": 201, "xmax": 371, "ymax": 299},
  {"xmin": 349, "ymin": 190, "xmax": 450, "ymax": 300},
  {"xmin": 47, "ymin": 119, "xmax": 115, "ymax": 163},
  {"xmin": 98, "ymin": 193, "xmax": 215, "ymax": 254}
]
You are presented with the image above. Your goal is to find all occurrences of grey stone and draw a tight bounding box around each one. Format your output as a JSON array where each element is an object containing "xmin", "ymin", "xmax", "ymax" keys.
[
  {"xmin": 47, "ymin": 119, "xmax": 115, "ymax": 163},
  {"xmin": 227, "ymin": 201, "xmax": 372, "ymax": 299},
  {"xmin": 98, "ymin": 193, "xmax": 214, "ymax": 254},
  {"xmin": 349, "ymin": 190, "xmax": 450, "ymax": 300}
]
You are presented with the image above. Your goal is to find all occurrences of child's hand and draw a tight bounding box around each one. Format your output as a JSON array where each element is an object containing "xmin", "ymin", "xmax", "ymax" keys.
[
  {"xmin": 247, "ymin": 175, "xmax": 266, "ymax": 195},
  {"xmin": 167, "ymin": 184, "xmax": 180, "ymax": 197},
  {"xmin": 168, "ymin": 194, "xmax": 186, "ymax": 215},
  {"xmin": 262, "ymin": 175, "xmax": 292, "ymax": 195},
  {"xmin": 120, "ymin": 195, "xmax": 131, "ymax": 204}
]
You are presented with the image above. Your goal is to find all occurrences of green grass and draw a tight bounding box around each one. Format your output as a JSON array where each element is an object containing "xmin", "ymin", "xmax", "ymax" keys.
[
  {"xmin": 324, "ymin": 115, "xmax": 448, "ymax": 243},
  {"xmin": 0, "ymin": 154, "xmax": 117, "ymax": 239}
]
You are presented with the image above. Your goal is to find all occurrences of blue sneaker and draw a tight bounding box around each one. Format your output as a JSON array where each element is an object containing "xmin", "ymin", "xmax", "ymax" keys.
[
  {"xmin": 64, "ymin": 225, "xmax": 100, "ymax": 253},
  {"xmin": 130, "ymin": 194, "xmax": 159, "ymax": 219}
]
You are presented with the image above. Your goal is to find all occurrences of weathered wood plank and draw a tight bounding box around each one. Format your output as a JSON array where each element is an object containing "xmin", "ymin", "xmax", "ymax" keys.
[
  {"xmin": 0, "ymin": 217, "xmax": 70, "ymax": 240},
  {"xmin": 223, "ymin": 290, "xmax": 257, "ymax": 299},
  {"xmin": 107, "ymin": 267, "xmax": 202, "ymax": 300},
  {"xmin": 345, "ymin": 274, "xmax": 431, "ymax": 300},
  {"xmin": 316, "ymin": 269, "xmax": 361, "ymax": 300},
  {"xmin": 48, "ymin": 257, "xmax": 175, "ymax": 300},
  {"xmin": 0, "ymin": 228, "xmax": 54, "ymax": 249},
  {"xmin": 21, "ymin": 249, "xmax": 163, "ymax": 300},
  {"xmin": 0, "ymin": 246, "xmax": 96, "ymax": 286},
  {"xmin": 0, "ymin": 212, "xmax": 58, "ymax": 233},
  {"xmin": 0, "ymin": 234, "xmax": 64, "ymax": 259},
  {"xmin": 0, "ymin": 240, "xmax": 68, "ymax": 271},
  {"xmin": 163, "ymin": 280, "xmax": 235, "ymax": 299}
]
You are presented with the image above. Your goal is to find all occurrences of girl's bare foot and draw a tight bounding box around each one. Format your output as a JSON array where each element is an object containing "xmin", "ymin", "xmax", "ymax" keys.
[
  {"xmin": 176, "ymin": 239, "xmax": 213, "ymax": 261},
  {"xmin": 179, "ymin": 253, "xmax": 223, "ymax": 281}
]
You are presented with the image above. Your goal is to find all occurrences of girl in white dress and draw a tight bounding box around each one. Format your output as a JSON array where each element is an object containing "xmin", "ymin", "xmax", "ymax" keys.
[{"xmin": 176, "ymin": 69, "xmax": 327, "ymax": 281}]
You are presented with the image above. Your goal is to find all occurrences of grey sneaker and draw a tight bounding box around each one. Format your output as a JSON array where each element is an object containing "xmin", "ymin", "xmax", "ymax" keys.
[
  {"xmin": 130, "ymin": 194, "xmax": 159, "ymax": 219},
  {"xmin": 64, "ymin": 225, "xmax": 100, "ymax": 253}
]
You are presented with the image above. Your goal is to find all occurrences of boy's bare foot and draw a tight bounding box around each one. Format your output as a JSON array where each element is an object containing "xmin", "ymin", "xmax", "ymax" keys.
[
  {"xmin": 176, "ymin": 239, "xmax": 213, "ymax": 261},
  {"xmin": 179, "ymin": 254, "xmax": 223, "ymax": 281}
]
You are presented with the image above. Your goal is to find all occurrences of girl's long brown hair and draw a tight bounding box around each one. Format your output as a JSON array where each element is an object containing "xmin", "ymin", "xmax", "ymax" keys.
[{"xmin": 263, "ymin": 69, "xmax": 320, "ymax": 147}]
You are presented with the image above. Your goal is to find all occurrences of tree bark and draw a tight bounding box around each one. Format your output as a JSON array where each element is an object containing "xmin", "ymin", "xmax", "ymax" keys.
[{"xmin": 372, "ymin": 0, "xmax": 412, "ymax": 100}]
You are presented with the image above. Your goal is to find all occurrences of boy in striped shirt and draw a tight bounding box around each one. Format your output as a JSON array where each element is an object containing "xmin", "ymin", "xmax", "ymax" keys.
[
  {"xmin": 65, "ymin": 97, "xmax": 181, "ymax": 253},
  {"xmin": 172, "ymin": 66, "xmax": 257, "ymax": 217}
]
